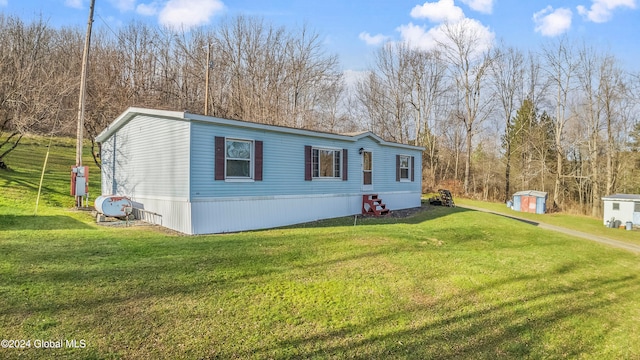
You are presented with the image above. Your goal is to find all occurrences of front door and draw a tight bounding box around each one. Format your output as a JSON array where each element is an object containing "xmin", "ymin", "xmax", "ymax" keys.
[{"xmin": 362, "ymin": 150, "xmax": 373, "ymax": 191}]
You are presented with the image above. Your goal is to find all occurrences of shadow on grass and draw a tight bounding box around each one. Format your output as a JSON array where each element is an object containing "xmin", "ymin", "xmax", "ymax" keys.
[
  {"xmin": 0, "ymin": 215, "xmax": 94, "ymax": 231},
  {"xmin": 287, "ymin": 204, "xmax": 473, "ymax": 230},
  {"xmin": 244, "ymin": 267, "xmax": 639, "ymax": 359},
  {"xmin": 3, "ymin": 213, "xmax": 639, "ymax": 358}
]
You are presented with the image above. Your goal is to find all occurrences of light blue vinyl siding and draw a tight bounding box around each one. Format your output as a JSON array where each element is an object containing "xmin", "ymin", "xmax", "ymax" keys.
[
  {"xmin": 189, "ymin": 121, "xmax": 421, "ymax": 199},
  {"xmin": 100, "ymin": 115, "xmax": 190, "ymax": 198}
]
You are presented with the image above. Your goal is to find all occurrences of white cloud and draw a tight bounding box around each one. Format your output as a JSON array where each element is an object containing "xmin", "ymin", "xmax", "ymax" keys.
[
  {"xmin": 577, "ymin": 0, "xmax": 636, "ymax": 23},
  {"xmin": 64, "ymin": 0, "xmax": 83, "ymax": 9},
  {"xmin": 359, "ymin": 32, "xmax": 390, "ymax": 46},
  {"xmin": 343, "ymin": 69, "xmax": 368, "ymax": 88},
  {"xmin": 410, "ymin": 0, "xmax": 465, "ymax": 23},
  {"xmin": 460, "ymin": 0, "xmax": 494, "ymax": 14},
  {"xmin": 158, "ymin": 0, "xmax": 225, "ymax": 30},
  {"xmin": 533, "ymin": 6, "xmax": 573, "ymax": 37},
  {"xmin": 397, "ymin": 18, "xmax": 494, "ymax": 56},
  {"xmin": 397, "ymin": 22, "xmax": 441, "ymax": 50},
  {"xmin": 362, "ymin": 0, "xmax": 494, "ymax": 57},
  {"xmin": 110, "ymin": 0, "xmax": 136, "ymax": 12},
  {"xmin": 137, "ymin": 2, "xmax": 159, "ymax": 16}
]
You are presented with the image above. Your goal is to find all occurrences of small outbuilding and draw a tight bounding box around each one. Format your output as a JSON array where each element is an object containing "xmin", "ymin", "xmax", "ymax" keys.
[
  {"xmin": 511, "ymin": 190, "xmax": 548, "ymax": 214},
  {"xmin": 601, "ymin": 194, "xmax": 640, "ymax": 227}
]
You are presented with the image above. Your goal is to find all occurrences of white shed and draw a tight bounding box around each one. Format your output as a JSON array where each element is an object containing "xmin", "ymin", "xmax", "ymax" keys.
[{"xmin": 601, "ymin": 194, "xmax": 640, "ymax": 227}]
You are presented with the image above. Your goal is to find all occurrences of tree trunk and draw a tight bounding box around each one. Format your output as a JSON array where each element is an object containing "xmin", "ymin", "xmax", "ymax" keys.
[
  {"xmin": 590, "ymin": 146, "xmax": 600, "ymax": 217},
  {"xmin": 0, "ymin": 133, "xmax": 24, "ymax": 169},
  {"xmin": 464, "ymin": 125, "xmax": 472, "ymax": 194},
  {"xmin": 554, "ymin": 150, "xmax": 562, "ymax": 209},
  {"xmin": 504, "ymin": 141, "xmax": 511, "ymax": 202}
]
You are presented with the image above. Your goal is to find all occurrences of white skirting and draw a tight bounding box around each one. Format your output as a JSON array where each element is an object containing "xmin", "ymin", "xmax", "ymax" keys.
[
  {"xmin": 130, "ymin": 196, "xmax": 193, "ymax": 234},
  {"xmin": 133, "ymin": 191, "xmax": 421, "ymax": 235}
]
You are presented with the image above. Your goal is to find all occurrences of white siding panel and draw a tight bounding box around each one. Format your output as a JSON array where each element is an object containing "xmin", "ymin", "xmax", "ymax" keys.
[{"xmin": 131, "ymin": 196, "xmax": 193, "ymax": 234}]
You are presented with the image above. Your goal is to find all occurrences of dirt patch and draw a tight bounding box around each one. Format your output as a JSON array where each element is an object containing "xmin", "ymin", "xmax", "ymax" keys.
[{"xmin": 361, "ymin": 201, "xmax": 440, "ymax": 219}]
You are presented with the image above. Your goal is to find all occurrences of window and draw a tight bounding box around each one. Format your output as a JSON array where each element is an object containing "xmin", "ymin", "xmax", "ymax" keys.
[
  {"xmin": 635, "ymin": 202, "xmax": 640, "ymax": 212},
  {"xmin": 312, "ymin": 148, "xmax": 341, "ymax": 178},
  {"xmin": 613, "ymin": 202, "xmax": 620, "ymax": 211},
  {"xmin": 396, "ymin": 154, "xmax": 415, "ymax": 182},
  {"xmin": 215, "ymin": 137, "xmax": 262, "ymax": 181},
  {"xmin": 399, "ymin": 155, "xmax": 410, "ymax": 180},
  {"xmin": 226, "ymin": 139, "xmax": 252, "ymax": 178}
]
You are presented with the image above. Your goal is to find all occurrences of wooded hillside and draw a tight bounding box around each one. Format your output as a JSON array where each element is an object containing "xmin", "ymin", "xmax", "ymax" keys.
[{"xmin": 1, "ymin": 13, "xmax": 639, "ymax": 215}]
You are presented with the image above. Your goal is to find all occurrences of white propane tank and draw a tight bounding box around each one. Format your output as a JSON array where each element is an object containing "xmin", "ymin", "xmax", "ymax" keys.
[{"xmin": 95, "ymin": 195, "xmax": 133, "ymax": 217}]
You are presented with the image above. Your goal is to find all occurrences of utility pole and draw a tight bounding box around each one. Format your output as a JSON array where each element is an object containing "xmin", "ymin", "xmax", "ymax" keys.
[
  {"xmin": 204, "ymin": 43, "xmax": 211, "ymax": 116},
  {"xmin": 73, "ymin": 0, "xmax": 95, "ymax": 208},
  {"xmin": 76, "ymin": 0, "xmax": 95, "ymax": 167}
]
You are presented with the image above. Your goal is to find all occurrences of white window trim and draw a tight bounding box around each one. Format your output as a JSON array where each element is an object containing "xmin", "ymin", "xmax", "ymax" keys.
[
  {"xmin": 312, "ymin": 146, "xmax": 342, "ymax": 180},
  {"xmin": 225, "ymin": 138, "xmax": 254, "ymax": 181},
  {"xmin": 399, "ymin": 154, "xmax": 411, "ymax": 182}
]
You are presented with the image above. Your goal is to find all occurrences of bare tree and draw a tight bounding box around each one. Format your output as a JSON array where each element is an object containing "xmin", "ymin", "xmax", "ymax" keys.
[
  {"xmin": 489, "ymin": 44, "xmax": 525, "ymax": 201},
  {"xmin": 541, "ymin": 37, "xmax": 578, "ymax": 209},
  {"xmin": 436, "ymin": 21, "xmax": 495, "ymax": 194},
  {"xmin": 208, "ymin": 16, "xmax": 343, "ymax": 127},
  {"xmin": 575, "ymin": 44, "xmax": 604, "ymax": 216},
  {"xmin": 0, "ymin": 15, "xmax": 65, "ymax": 168},
  {"xmin": 408, "ymin": 48, "xmax": 448, "ymax": 188},
  {"xmin": 356, "ymin": 43, "xmax": 414, "ymax": 143},
  {"xmin": 597, "ymin": 55, "xmax": 632, "ymax": 197}
]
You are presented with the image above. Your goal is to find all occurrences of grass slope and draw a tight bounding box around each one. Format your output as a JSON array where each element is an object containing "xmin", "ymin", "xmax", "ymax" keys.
[
  {"xmin": 456, "ymin": 198, "xmax": 640, "ymax": 246},
  {"xmin": 1, "ymin": 137, "xmax": 639, "ymax": 359}
]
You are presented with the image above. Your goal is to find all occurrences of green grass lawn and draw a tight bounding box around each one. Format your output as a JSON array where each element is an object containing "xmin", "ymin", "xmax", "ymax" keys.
[
  {"xmin": 456, "ymin": 198, "xmax": 640, "ymax": 246},
  {"xmin": 1, "ymin": 138, "xmax": 640, "ymax": 359}
]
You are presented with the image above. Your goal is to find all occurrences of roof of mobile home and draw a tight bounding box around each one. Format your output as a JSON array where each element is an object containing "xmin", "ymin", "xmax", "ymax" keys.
[{"xmin": 96, "ymin": 107, "xmax": 424, "ymax": 151}]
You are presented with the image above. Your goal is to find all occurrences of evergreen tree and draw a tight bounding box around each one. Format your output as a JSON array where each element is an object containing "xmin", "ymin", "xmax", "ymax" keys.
[{"xmin": 504, "ymin": 99, "xmax": 556, "ymax": 192}]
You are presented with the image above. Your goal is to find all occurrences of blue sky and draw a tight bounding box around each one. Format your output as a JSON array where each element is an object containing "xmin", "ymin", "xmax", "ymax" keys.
[{"xmin": 2, "ymin": 0, "xmax": 638, "ymax": 71}]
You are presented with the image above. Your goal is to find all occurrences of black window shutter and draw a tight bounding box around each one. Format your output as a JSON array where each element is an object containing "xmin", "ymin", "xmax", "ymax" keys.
[
  {"xmin": 215, "ymin": 136, "xmax": 225, "ymax": 180},
  {"xmin": 411, "ymin": 156, "xmax": 415, "ymax": 182},
  {"xmin": 254, "ymin": 140, "xmax": 263, "ymax": 181},
  {"xmin": 342, "ymin": 149, "xmax": 348, "ymax": 181},
  {"xmin": 396, "ymin": 155, "xmax": 400, "ymax": 182},
  {"xmin": 304, "ymin": 145, "xmax": 312, "ymax": 181}
]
